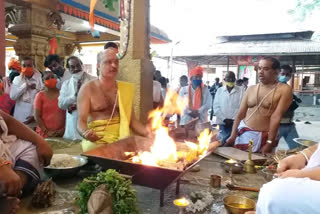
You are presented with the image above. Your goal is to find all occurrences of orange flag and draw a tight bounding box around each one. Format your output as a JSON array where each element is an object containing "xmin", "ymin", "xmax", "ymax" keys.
[{"xmin": 89, "ymin": 0, "xmax": 98, "ymax": 32}]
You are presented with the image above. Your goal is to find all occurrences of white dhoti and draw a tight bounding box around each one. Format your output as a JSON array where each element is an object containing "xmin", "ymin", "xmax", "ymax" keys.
[{"xmin": 257, "ymin": 144, "xmax": 320, "ymax": 214}]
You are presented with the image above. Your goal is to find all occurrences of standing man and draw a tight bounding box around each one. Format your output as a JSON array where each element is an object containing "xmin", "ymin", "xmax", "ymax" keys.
[
  {"xmin": 213, "ymin": 71, "xmax": 244, "ymax": 145},
  {"xmin": 226, "ymin": 57, "xmax": 292, "ymax": 154},
  {"xmin": 278, "ymin": 64, "xmax": 301, "ymax": 149},
  {"xmin": 10, "ymin": 57, "xmax": 43, "ymax": 124},
  {"xmin": 209, "ymin": 77, "xmax": 222, "ymax": 120},
  {"xmin": 44, "ymin": 54, "xmax": 71, "ymax": 89},
  {"xmin": 77, "ymin": 49, "xmax": 150, "ymax": 152},
  {"xmin": 179, "ymin": 66, "xmax": 211, "ymax": 126},
  {"xmin": 153, "ymin": 67, "xmax": 163, "ymax": 109},
  {"xmin": 58, "ymin": 56, "xmax": 96, "ymax": 140},
  {"xmin": 243, "ymin": 77, "xmax": 249, "ymax": 90}
]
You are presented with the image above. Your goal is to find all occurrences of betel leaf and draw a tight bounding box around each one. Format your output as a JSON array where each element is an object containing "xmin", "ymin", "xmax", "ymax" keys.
[{"xmin": 76, "ymin": 169, "xmax": 138, "ymax": 214}]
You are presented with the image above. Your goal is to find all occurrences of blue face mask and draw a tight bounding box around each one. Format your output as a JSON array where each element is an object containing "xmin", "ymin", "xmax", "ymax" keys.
[
  {"xmin": 278, "ymin": 75, "xmax": 290, "ymax": 83},
  {"xmin": 192, "ymin": 79, "xmax": 202, "ymax": 87}
]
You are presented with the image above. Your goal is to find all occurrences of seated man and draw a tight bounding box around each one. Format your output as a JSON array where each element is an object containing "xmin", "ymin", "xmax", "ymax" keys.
[
  {"xmin": 253, "ymin": 144, "xmax": 320, "ymax": 214},
  {"xmin": 179, "ymin": 66, "xmax": 211, "ymax": 126},
  {"xmin": 77, "ymin": 49, "xmax": 150, "ymax": 152},
  {"xmin": 10, "ymin": 56, "xmax": 43, "ymax": 124},
  {"xmin": 58, "ymin": 56, "xmax": 96, "ymax": 141},
  {"xmin": 0, "ymin": 110, "xmax": 52, "ymax": 213},
  {"xmin": 226, "ymin": 57, "xmax": 292, "ymax": 154}
]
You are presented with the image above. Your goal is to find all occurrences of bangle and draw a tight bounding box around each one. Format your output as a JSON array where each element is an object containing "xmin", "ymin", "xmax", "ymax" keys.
[{"xmin": 299, "ymin": 151, "xmax": 309, "ymax": 164}]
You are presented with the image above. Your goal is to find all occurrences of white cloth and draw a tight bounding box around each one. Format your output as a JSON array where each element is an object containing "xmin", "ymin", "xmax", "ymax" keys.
[
  {"xmin": 179, "ymin": 85, "xmax": 212, "ymax": 126},
  {"xmin": 56, "ymin": 69, "xmax": 71, "ymax": 90},
  {"xmin": 58, "ymin": 72, "xmax": 96, "ymax": 140},
  {"xmin": 153, "ymin": 80, "xmax": 161, "ymax": 102},
  {"xmin": 0, "ymin": 116, "xmax": 40, "ymax": 172},
  {"xmin": 256, "ymin": 144, "xmax": 320, "ymax": 214},
  {"xmin": 213, "ymin": 85, "xmax": 244, "ymax": 125},
  {"xmin": 10, "ymin": 71, "xmax": 43, "ymax": 123}
]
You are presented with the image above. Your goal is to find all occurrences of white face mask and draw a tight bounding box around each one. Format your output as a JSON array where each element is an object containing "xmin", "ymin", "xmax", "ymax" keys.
[{"xmin": 72, "ymin": 71, "xmax": 84, "ymax": 80}]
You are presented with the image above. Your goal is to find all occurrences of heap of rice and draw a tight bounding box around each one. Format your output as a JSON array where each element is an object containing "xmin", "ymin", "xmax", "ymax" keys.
[{"xmin": 49, "ymin": 154, "xmax": 79, "ymax": 168}]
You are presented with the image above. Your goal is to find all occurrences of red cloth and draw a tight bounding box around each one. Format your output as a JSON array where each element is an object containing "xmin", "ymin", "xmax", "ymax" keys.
[
  {"xmin": 0, "ymin": 94, "xmax": 15, "ymax": 114},
  {"xmin": 189, "ymin": 66, "xmax": 203, "ymax": 77},
  {"xmin": 34, "ymin": 91, "xmax": 66, "ymax": 138}
]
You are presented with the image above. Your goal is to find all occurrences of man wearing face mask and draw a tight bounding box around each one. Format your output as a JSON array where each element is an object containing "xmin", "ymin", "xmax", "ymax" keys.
[
  {"xmin": 10, "ymin": 56, "xmax": 43, "ymax": 124},
  {"xmin": 278, "ymin": 64, "xmax": 301, "ymax": 149},
  {"xmin": 213, "ymin": 72, "xmax": 244, "ymax": 145},
  {"xmin": 179, "ymin": 66, "xmax": 211, "ymax": 126},
  {"xmin": 44, "ymin": 54, "xmax": 71, "ymax": 89},
  {"xmin": 58, "ymin": 56, "xmax": 96, "ymax": 140}
]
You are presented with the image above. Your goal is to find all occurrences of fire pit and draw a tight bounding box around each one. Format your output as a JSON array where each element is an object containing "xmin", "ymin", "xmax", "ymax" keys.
[
  {"xmin": 83, "ymin": 136, "xmax": 214, "ymax": 207},
  {"xmin": 83, "ymin": 90, "xmax": 217, "ymax": 206}
]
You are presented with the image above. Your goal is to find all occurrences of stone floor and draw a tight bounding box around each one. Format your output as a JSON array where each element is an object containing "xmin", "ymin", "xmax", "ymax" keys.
[{"xmin": 17, "ymin": 148, "xmax": 267, "ymax": 214}]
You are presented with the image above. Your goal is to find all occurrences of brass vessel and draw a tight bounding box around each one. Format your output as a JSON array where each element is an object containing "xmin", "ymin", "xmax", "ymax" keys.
[{"xmin": 244, "ymin": 140, "xmax": 256, "ymax": 173}]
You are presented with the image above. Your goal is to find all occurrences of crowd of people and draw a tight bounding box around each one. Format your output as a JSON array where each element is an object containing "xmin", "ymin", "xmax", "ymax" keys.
[{"xmin": 0, "ymin": 46, "xmax": 319, "ymax": 213}]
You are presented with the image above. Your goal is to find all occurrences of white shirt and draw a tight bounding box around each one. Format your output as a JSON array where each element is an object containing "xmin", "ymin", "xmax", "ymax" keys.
[
  {"xmin": 179, "ymin": 85, "xmax": 211, "ymax": 125},
  {"xmin": 56, "ymin": 69, "xmax": 71, "ymax": 90},
  {"xmin": 153, "ymin": 80, "xmax": 161, "ymax": 102},
  {"xmin": 10, "ymin": 71, "xmax": 43, "ymax": 122},
  {"xmin": 58, "ymin": 72, "xmax": 96, "ymax": 140},
  {"xmin": 213, "ymin": 85, "xmax": 244, "ymax": 125}
]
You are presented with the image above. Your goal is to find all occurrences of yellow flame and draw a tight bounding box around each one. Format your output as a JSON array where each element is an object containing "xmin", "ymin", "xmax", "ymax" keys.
[
  {"xmin": 226, "ymin": 159, "xmax": 237, "ymax": 164},
  {"xmin": 198, "ymin": 128, "xmax": 212, "ymax": 156},
  {"xmin": 174, "ymin": 197, "xmax": 190, "ymax": 207},
  {"xmin": 129, "ymin": 89, "xmax": 212, "ymax": 168}
]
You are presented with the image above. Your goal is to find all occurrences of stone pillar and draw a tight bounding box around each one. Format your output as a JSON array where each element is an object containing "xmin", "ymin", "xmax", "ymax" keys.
[
  {"xmin": 8, "ymin": 2, "xmax": 73, "ymax": 71},
  {"xmin": 8, "ymin": 4, "xmax": 55, "ymax": 71},
  {"xmin": 118, "ymin": 0, "xmax": 153, "ymax": 122},
  {"xmin": 0, "ymin": 0, "xmax": 5, "ymax": 77}
]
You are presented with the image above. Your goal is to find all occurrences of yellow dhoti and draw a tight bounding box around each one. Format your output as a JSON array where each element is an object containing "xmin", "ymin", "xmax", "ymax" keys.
[{"xmin": 82, "ymin": 81, "xmax": 135, "ymax": 152}]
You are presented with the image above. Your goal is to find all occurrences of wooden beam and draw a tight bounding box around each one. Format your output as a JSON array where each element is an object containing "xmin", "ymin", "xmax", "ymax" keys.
[{"xmin": 75, "ymin": 33, "xmax": 119, "ymax": 43}]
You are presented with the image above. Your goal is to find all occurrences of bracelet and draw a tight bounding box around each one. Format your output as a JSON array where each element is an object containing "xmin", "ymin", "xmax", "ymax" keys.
[{"xmin": 299, "ymin": 151, "xmax": 309, "ymax": 164}]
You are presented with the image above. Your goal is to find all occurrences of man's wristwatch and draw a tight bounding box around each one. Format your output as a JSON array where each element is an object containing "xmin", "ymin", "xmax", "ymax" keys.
[{"xmin": 266, "ymin": 140, "xmax": 272, "ymax": 144}]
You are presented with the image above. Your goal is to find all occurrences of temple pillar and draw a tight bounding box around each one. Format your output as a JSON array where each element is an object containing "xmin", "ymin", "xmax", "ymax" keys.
[
  {"xmin": 118, "ymin": 0, "xmax": 153, "ymax": 122},
  {"xmin": 8, "ymin": 1, "xmax": 72, "ymax": 71},
  {"xmin": 0, "ymin": 0, "xmax": 5, "ymax": 77}
]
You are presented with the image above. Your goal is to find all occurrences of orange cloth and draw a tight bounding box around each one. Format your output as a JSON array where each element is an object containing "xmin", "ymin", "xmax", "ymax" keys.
[
  {"xmin": 34, "ymin": 91, "xmax": 66, "ymax": 138},
  {"xmin": 188, "ymin": 85, "xmax": 202, "ymax": 110},
  {"xmin": 89, "ymin": 0, "xmax": 98, "ymax": 32},
  {"xmin": 8, "ymin": 59, "xmax": 21, "ymax": 72},
  {"xmin": 188, "ymin": 66, "xmax": 204, "ymax": 110},
  {"xmin": 189, "ymin": 66, "xmax": 203, "ymax": 77}
]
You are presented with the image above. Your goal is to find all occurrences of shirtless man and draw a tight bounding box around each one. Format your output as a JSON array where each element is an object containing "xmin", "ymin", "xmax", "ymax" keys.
[
  {"xmin": 77, "ymin": 48, "xmax": 150, "ymax": 152},
  {"xmin": 225, "ymin": 57, "xmax": 292, "ymax": 154}
]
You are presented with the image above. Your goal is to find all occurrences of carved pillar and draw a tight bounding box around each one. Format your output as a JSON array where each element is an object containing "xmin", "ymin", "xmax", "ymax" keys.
[
  {"xmin": 118, "ymin": 0, "xmax": 153, "ymax": 122},
  {"xmin": 0, "ymin": 0, "xmax": 5, "ymax": 77}
]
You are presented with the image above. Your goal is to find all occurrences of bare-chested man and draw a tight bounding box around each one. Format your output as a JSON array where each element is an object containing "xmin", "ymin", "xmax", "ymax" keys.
[
  {"xmin": 225, "ymin": 57, "xmax": 292, "ymax": 154},
  {"xmin": 77, "ymin": 49, "xmax": 150, "ymax": 152}
]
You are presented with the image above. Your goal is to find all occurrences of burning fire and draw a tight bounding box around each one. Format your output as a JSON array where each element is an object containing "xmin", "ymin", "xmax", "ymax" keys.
[{"xmin": 127, "ymin": 89, "xmax": 213, "ymax": 169}]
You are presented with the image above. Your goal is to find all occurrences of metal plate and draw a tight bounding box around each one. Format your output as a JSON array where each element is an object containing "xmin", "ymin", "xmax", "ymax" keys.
[{"xmin": 293, "ymin": 138, "xmax": 318, "ymax": 147}]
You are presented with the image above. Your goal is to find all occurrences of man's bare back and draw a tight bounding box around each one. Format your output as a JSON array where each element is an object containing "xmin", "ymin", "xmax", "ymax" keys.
[
  {"xmin": 245, "ymin": 83, "xmax": 291, "ymax": 132},
  {"xmin": 83, "ymin": 79, "xmax": 119, "ymax": 123}
]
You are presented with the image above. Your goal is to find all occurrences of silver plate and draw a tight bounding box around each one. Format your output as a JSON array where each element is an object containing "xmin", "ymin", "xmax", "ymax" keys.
[
  {"xmin": 44, "ymin": 155, "xmax": 88, "ymax": 178},
  {"xmin": 293, "ymin": 138, "xmax": 318, "ymax": 147}
]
